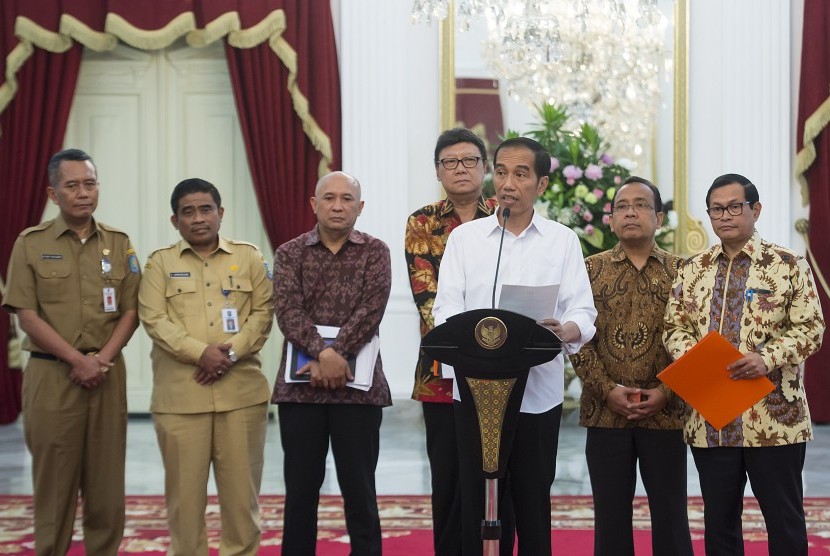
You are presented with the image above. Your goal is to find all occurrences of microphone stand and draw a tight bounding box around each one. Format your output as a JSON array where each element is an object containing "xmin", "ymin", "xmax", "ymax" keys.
[
  {"xmin": 485, "ymin": 205, "xmax": 509, "ymax": 556},
  {"xmin": 491, "ymin": 207, "xmax": 510, "ymax": 309}
]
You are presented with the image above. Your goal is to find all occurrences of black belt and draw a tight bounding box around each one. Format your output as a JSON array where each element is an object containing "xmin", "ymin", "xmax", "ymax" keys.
[{"xmin": 30, "ymin": 351, "xmax": 98, "ymax": 362}]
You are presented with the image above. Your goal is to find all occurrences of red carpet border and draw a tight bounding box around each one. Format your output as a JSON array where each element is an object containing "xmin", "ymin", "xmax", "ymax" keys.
[{"xmin": 0, "ymin": 495, "xmax": 828, "ymax": 554}]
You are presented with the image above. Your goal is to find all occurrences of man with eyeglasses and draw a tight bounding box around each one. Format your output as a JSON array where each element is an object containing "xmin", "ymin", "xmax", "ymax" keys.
[
  {"xmin": 404, "ymin": 127, "xmax": 502, "ymax": 555},
  {"xmin": 571, "ymin": 176, "xmax": 693, "ymax": 556},
  {"xmin": 664, "ymin": 173, "xmax": 824, "ymax": 555}
]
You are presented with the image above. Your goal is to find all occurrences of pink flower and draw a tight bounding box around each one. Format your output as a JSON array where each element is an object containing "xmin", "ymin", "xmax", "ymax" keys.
[
  {"xmin": 585, "ymin": 164, "xmax": 603, "ymax": 180},
  {"xmin": 566, "ymin": 178, "xmax": 575, "ymax": 186},
  {"xmin": 582, "ymin": 210, "xmax": 594, "ymax": 222},
  {"xmin": 592, "ymin": 188, "xmax": 604, "ymax": 199},
  {"xmin": 573, "ymin": 204, "xmax": 582, "ymax": 213},
  {"xmin": 602, "ymin": 214, "xmax": 611, "ymax": 225},
  {"xmin": 614, "ymin": 175, "xmax": 622, "ymax": 185},
  {"xmin": 603, "ymin": 202, "xmax": 612, "ymax": 213},
  {"xmin": 585, "ymin": 224, "xmax": 595, "ymax": 235},
  {"xmin": 600, "ymin": 153, "xmax": 614, "ymax": 165},
  {"xmin": 550, "ymin": 157, "xmax": 560, "ymax": 172},
  {"xmin": 563, "ymin": 165, "xmax": 583, "ymax": 180}
]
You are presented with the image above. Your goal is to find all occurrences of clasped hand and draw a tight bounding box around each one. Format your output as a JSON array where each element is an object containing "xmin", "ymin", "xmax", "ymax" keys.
[
  {"xmin": 296, "ymin": 347, "xmax": 354, "ymax": 390},
  {"xmin": 607, "ymin": 385, "xmax": 668, "ymax": 420},
  {"xmin": 195, "ymin": 343, "xmax": 234, "ymax": 385}
]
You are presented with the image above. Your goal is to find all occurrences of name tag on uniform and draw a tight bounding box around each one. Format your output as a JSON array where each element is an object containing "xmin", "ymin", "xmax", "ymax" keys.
[
  {"xmin": 222, "ymin": 307, "xmax": 239, "ymax": 333},
  {"xmin": 103, "ymin": 287, "xmax": 117, "ymax": 312}
]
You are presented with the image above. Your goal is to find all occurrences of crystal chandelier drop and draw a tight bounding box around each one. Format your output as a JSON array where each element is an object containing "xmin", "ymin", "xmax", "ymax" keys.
[{"xmin": 411, "ymin": 0, "xmax": 668, "ymax": 160}]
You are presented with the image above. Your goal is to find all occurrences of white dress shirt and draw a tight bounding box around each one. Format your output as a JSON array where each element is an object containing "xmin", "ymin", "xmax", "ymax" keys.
[{"xmin": 433, "ymin": 211, "xmax": 597, "ymax": 413}]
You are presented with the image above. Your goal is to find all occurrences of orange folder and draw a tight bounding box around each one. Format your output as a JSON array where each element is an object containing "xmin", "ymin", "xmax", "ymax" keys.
[{"xmin": 657, "ymin": 330, "xmax": 775, "ymax": 430}]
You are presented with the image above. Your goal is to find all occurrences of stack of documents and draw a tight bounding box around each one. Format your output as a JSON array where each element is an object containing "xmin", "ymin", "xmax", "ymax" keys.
[{"xmin": 285, "ymin": 325, "xmax": 379, "ymax": 391}]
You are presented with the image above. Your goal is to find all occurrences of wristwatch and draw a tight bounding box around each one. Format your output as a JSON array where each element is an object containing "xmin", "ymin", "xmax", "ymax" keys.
[{"xmin": 228, "ymin": 349, "xmax": 238, "ymax": 363}]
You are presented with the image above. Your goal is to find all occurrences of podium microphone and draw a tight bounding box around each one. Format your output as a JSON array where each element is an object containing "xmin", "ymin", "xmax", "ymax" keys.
[{"xmin": 492, "ymin": 207, "xmax": 510, "ymax": 309}]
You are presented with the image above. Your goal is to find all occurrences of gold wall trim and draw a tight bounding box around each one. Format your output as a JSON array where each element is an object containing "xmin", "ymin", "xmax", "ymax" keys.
[{"xmin": 674, "ymin": 0, "xmax": 707, "ymax": 255}]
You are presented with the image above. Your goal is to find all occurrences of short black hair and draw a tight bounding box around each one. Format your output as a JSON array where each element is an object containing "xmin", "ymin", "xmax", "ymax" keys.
[
  {"xmin": 493, "ymin": 137, "xmax": 551, "ymax": 181},
  {"xmin": 706, "ymin": 173, "xmax": 759, "ymax": 208},
  {"xmin": 434, "ymin": 127, "xmax": 487, "ymax": 164},
  {"xmin": 620, "ymin": 175, "xmax": 663, "ymax": 213},
  {"xmin": 47, "ymin": 148, "xmax": 95, "ymax": 186},
  {"xmin": 170, "ymin": 178, "xmax": 222, "ymax": 215}
]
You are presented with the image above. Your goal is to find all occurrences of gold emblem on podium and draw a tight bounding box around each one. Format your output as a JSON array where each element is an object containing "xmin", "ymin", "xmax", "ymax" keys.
[{"xmin": 474, "ymin": 317, "xmax": 508, "ymax": 350}]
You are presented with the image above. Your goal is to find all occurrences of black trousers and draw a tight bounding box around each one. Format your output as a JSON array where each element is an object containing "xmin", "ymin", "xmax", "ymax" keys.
[
  {"xmin": 423, "ymin": 402, "xmax": 463, "ymax": 556},
  {"xmin": 456, "ymin": 401, "xmax": 561, "ymax": 556},
  {"xmin": 585, "ymin": 427, "xmax": 693, "ymax": 556},
  {"xmin": 278, "ymin": 403, "xmax": 383, "ymax": 556},
  {"xmin": 691, "ymin": 442, "xmax": 808, "ymax": 556}
]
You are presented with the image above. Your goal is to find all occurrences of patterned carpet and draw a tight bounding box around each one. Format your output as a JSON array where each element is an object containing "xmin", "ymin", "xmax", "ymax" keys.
[{"xmin": 1, "ymin": 495, "xmax": 829, "ymax": 554}]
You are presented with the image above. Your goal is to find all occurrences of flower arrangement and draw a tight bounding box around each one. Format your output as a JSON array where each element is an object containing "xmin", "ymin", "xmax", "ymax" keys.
[{"xmin": 504, "ymin": 103, "xmax": 673, "ymax": 256}]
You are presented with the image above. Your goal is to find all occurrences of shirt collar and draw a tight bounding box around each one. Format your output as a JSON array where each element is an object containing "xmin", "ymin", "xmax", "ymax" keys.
[
  {"xmin": 712, "ymin": 230, "xmax": 762, "ymax": 262},
  {"xmin": 608, "ymin": 241, "xmax": 668, "ymax": 264},
  {"xmin": 177, "ymin": 236, "xmax": 233, "ymax": 257},
  {"xmin": 439, "ymin": 196, "xmax": 496, "ymax": 218},
  {"xmin": 52, "ymin": 213, "xmax": 100, "ymax": 239},
  {"xmin": 485, "ymin": 209, "xmax": 545, "ymax": 239},
  {"xmin": 305, "ymin": 225, "xmax": 365, "ymax": 246}
]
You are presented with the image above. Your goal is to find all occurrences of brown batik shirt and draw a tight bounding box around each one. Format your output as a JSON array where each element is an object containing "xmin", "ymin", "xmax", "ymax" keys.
[
  {"xmin": 271, "ymin": 226, "xmax": 392, "ymax": 406},
  {"xmin": 571, "ymin": 243, "xmax": 685, "ymax": 429}
]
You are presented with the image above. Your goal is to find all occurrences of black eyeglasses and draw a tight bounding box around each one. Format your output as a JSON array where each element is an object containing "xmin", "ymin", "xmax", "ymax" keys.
[
  {"xmin": 611, "ymin": 202, "xmax": 654, "ymax": 214},
  {"xmin": 437, "ymin": 156, "xmax": 482, "ymax": 170},
  {"xmin": 706, "ymin": 201, "xmax": 752, "ymax": 219}
]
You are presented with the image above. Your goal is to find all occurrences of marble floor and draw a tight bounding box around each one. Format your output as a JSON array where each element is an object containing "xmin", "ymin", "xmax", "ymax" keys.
[{"xmin": 1, "ymin": 400, "xmax": 829, "ymax": 498}]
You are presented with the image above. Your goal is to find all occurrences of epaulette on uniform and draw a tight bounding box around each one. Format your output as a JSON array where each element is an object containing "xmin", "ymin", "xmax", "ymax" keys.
[
  {"xmin": 148, "ymin": 243, "xmax": 180, "ymax": 259},
  {"xmin": 227, "ymin": 239, "xmax": 259, "ymax": 250},
  {"xmin": 97, "ymin": 222, "xmax": 130, "ymax": 236},
  {"xmin": 18, "ymin": 220, "xmax": 54, "ymax": 236}
]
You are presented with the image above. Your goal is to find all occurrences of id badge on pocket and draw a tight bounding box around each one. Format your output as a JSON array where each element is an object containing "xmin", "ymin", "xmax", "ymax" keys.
[{"xmin": 222, "ymin": 307, "xmax": 239, "ymax": 333}]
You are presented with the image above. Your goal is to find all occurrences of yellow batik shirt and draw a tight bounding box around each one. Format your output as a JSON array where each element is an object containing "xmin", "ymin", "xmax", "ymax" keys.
[{"xmin": 663, "ymin": 232, "xmax": 824, "ymax": 448}]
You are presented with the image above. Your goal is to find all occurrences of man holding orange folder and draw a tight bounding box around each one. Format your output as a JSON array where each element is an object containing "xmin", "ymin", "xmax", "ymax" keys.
[
  {"xmin": 664, "ymin": 173, "xmax": 825, "ymax": 556},
  {"xmin": 571, "ymin": 177, "xmax": 693, "ymax": 556}
]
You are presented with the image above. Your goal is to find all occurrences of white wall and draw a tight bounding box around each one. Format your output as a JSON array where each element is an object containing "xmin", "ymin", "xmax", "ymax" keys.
[{"xmin": 687, "ymin": 0, "xmax": 796, "ymax": 249}]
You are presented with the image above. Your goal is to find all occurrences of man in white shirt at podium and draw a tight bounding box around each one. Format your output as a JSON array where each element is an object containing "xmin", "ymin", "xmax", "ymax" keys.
[{"xmin": 434, "ymin": 136, "xmax": 597, "ymax": 555}]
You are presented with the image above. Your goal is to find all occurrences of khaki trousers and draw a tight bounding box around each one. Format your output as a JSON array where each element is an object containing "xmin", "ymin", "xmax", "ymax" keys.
[
  {"xmin": 153, "ymin": 403, "xmax": 268, "ymax": 556},
  {"xmin": 22, "ymin": 355, "xmax": 127, "ymax": 556}
]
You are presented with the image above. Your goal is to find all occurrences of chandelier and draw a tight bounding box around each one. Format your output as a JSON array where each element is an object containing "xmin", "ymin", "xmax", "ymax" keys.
[{"xmin": 411, "ymin": 0, "xmax": 668, "ymax": 161}]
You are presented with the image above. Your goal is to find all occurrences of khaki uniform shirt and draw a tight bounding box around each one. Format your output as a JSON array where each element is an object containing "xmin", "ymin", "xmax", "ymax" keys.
[
  {"xmin": 138, "ymin": 237, "xmax": 273, "ymax": 414},
  {"xmin": 2, "ymin": 214, "xmax": 140, "ymax": 351},
  {"xmin": 664, "ymin": 232, "xmax": 824, "ymax": 447}
]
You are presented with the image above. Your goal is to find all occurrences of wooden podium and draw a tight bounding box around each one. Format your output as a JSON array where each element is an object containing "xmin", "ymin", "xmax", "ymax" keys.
[{"xmin": 421, "ymin": 308, "xmax": 561, "ymax": 555}]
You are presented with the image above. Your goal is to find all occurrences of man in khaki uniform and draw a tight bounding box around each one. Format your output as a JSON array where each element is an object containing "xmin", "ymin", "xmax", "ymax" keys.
[
  {"xmin": 138, "ymin": 178, "xmax": 273, "ymax": 555},
  {"xmin": 2, "ymin": 148, "xmax": 141, "ymax": 555}
]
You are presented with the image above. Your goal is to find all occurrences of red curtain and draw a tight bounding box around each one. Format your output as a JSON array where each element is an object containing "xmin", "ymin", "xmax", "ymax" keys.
[
  {"xmin": 456, "ymin": 77, "xmax": 504, "ymax": 153},
  {"xmin": 796, "ymin": 0, "xmax": 830, "ymax": 423},
  {"xmin": 0, "ymin": 6, "xmax": 83, "ymax": 424},
  {"xmin": 225, "ymin": 0, "xmax": 341, "ymax": 248},
  {"xmin": 0, "ymin": 0, "xmax": 340, "ymax": 423}
]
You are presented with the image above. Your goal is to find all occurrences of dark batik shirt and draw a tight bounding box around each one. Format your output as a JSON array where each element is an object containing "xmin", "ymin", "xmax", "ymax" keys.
[
  {"xmin": 271, "ymin": 226, "xmax": 392, "ymax": 406},
  {"xmin": 404, "ymin": 196, "xmax": 497, "ymax": 402},
  {"xmin": 571, "ymin": 243, "xmax": 685, "ymax": 429}
]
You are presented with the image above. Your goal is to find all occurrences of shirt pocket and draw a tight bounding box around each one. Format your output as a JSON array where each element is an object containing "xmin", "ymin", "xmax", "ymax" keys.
[
  {"xmin": 35, "ymin": 260, "xmax": 71, "ymax": 304},
  {"xmin": 221, "ymin": 276, "xmax": 253, "ymax": 309},
  {"xmin": 165, "ymin": 279, "xmax": 199, "ymax": 318}
]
